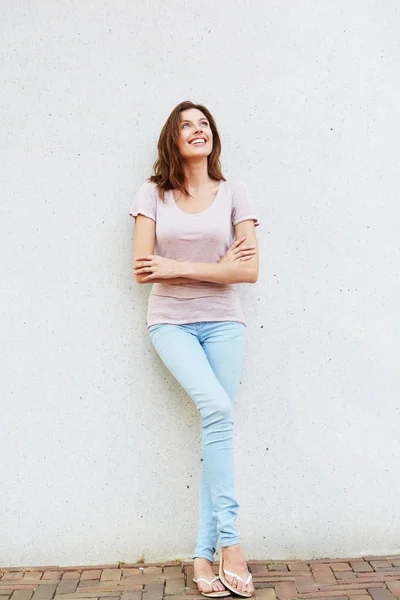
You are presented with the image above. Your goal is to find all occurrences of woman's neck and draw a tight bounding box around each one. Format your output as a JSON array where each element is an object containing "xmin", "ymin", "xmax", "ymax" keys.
[{"xmin": 182, "ymin": 160, "xmax": 212, "ymax": 192}]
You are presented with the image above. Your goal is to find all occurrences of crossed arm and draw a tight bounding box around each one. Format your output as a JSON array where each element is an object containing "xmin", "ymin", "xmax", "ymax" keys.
[{"xmin": 132, "ymin": 214, "xmax": 259, "ymax": 285}]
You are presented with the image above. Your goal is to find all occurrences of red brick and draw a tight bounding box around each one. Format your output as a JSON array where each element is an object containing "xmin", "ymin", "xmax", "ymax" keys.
[
  {"xmin": 121, "ymin": 593, "xmax": 142, "ymax": 600},
  {"xmin": 347, "ymin": 595, "xmax": 372, "ymax": 600},
  {"xmin": 61, "ymin": 572, "xmax": 81, "ymax": 580},
  {"xmin": 41, "ymin": 573, "xmax": 62, "ymax": 581},
  {"xmin": 298, "ymin": 589, "xmax": 385, "ymax": 599},
  {"xmin": 77, "ymin": 581, "xmax": 100, "ymax": 588},
  {"xmin": 141, "ymin": 568, "xmax": 162, "ymax": 576},
  {"xmin": 3, "ymin": 569, "xmax": 57, "ymax": 574},
  {"xmin": 122, "ymin": 576, "xmax": 163, "ymax": 585},
  {"xmin": 331, "ymin": 564, "xmax": 352, "ymax": 572},
  {"xmin": 120, "ymin": 585, "xmax": 142, "ymax": 592},
  {"xmin": 254, "ymin": 574, "xmax": 297, "ymax": 581},
  {"xmin": 288, "ymin": 564, "xmax": 311, "ymax": 572},
  {"xmin": 336, "ymin": 573, "xmax": 357, "ymax": 580},
  {"xmin": 121, "ymin": 570, "xmax": 142, "ymax": 578},
  {"xmin": 365, "ymin": 557, "xmax": 399, "ymax": 562},
  {"xmin": 274, "ymin": 582, "xmax": 297, "ymax": 600},
  {"xmin": 311, "ymin": 566, "xmax": 337, "ymax": 586},
  {"xmin": 9, "ymin": 592, "xmax": 33, "ymax": 600},
  {"xmin": 268, "ymin": 565, "xmax": 289, "ymax": 572},
  {"xmin": 370, "ymin": 563, "xmax": 392, "ymax": 571},
  {"xmin": 62, "ymin": 566, "xmax": 119, "ymax": 571},
  {"xmin": 0, "ymin": 589, "xmax": 37, "ymax": 593},
  {"xmin": 255, "ymin": 590, "xmax": 276, "ymax": 600},
  {"xmin": 295, "ymin": 575, "xmax": 319, "ymax": 593},
  {"xmin": 80, "ymin": 571, "xmax": 102, "ymax": 581},
  {"xmin": 54, "ymin": 593, "xmax": 120, "ymax": 599},
  {"xmin": 356, "ymin": 575, "xmax": 400, "ymax": 582},
  {"xmin": 55, "ymin": 578, "xmax": 79, "ymax": 595},
  {"xmin": 309, "ymin": 559, "xmax": 367, "ymax": 565},
  {"xmin": 351, "ymin": 563, "xmax": 374, "ymax": 573},
  {"xmin": 367, "ymin": 588, "xmax": 397, "ymax": 600},
  {"xmin": 316, "ymin": 583, "xmax": 386, "ymax": 592},
  {"xmin": 165, "ymin": 578, "xmax": 184, "ymax": 595},
  {"xmin": 31, "ymin": 584, "xmax": 58, "ymax": 600},
  {"xmin": 251, "ymin": 566, "xmax": 269, "ymax": 574},
  {"xmin": 386, "ymin": 581, "xmax": 400, "ymax": 598},
  {"xmin": 349, "ymin": 592, "xmax": 379, "ymax": 596},
  {"xmin": 162, "ymin": 567, "xmax": 182, "ymax": 576},
  {"xmin": 304, "ymin": 597, "xmax": 347, "ymax": 600},
  {"xmin": 100, "ymin": 571, "xmax": 121, "ymax": 582},
  {"xmin": 22, "ymin": 576, "xmax": 43, "ymax": 583}
]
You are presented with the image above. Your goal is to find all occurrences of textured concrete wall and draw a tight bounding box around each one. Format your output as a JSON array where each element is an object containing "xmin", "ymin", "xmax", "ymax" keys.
[{"xmin": 1, "ymin": 0, "xmax": 399, "ymax": 567}]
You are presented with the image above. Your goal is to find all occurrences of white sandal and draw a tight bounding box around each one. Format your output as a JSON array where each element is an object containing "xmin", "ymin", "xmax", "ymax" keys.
[
  {"xmin": 193, "ymin": 576, "xmax": 231, "ymax": 598},
  {"xmin": 218, "ymin": 561, "xmax": 254, "ymax": 598}
]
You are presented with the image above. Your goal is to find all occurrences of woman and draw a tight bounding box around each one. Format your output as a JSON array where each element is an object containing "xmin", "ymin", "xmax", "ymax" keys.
[{"xmin": 130, "ymin": 101, "xmax": 259, "ymax": 598}]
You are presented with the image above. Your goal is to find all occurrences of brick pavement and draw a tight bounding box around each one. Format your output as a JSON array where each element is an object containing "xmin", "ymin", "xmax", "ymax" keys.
[{"xmin": 1, "ymin": 555, "xmax": 400, "ymax": 600}]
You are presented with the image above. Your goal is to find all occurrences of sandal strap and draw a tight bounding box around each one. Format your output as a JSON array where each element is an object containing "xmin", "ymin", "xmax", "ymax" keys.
[
  {"xmin": 223, "ymin": 568, "xmax": 252, "ymax": 585},
  {"xmin": 193, "ymin": 577, "xmax": 220, "ymax": 586}
]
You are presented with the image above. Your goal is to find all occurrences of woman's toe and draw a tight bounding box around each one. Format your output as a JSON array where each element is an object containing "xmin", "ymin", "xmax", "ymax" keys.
[
  {"xmin": 247, "ymin": 582, "xmax": 255, "ymax": 595},
  {"xmin": 213, "ymin": 581, "xmax": 223, "ymax": 592}
]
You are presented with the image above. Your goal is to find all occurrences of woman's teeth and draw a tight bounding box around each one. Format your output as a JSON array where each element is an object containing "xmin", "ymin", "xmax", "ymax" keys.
[{"xmin": 190, "ymin": 139, "xmax": 206, "ymax": 145}]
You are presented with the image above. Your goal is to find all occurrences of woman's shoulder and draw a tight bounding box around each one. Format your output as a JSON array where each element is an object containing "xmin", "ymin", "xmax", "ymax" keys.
[
  {"xmin": 136, "ymin": 179, "xmax": 158, "ymax": 194},
  {"xmin": 133, "ymin": 180, "xmax": 165, "ymax": 204},
  {"xmin": 222, "ymin": 178, "xmax": 248, "ymax": 193}
]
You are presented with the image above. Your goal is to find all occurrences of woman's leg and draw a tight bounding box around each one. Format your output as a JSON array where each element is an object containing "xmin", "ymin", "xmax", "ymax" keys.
[
  {"xmin": 195, "ymin": 321, "xmax": 246, "ymax": 554},
  {"xmin": 148, "ymin": 323, "xmax": 241, "ymax": 559},
  {"xmin": 199, "ymin": 321, "xmax": 254, "ymax": 595}
]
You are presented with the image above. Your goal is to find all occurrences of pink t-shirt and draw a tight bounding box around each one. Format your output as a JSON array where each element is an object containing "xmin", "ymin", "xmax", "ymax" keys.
[{"xmin": 129, "ymin": 179, "xmax": 259, "ymax": 327}]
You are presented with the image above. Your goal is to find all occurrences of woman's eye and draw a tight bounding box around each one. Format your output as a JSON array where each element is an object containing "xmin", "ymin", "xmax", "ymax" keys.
[{"xmin": 201, "ymin": 122, "xmax": 208, "ymax": 127}]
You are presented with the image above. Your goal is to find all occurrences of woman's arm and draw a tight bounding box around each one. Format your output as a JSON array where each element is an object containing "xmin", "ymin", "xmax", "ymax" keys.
[
  {"xmin": 133, "ymin": 215, "xmax": 189, "ymax": 284},
  {"xmin": 135, "ymin": 220, "xmax": 259, "ymax": 285},
  {"xmin": 180, "ymin": 220, "xmax": 259, "ymax": 284}
]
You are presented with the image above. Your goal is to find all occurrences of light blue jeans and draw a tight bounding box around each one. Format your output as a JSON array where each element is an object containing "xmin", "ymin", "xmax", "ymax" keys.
[{"xmin": 148, "ymin": 321, "xmax": 246, "ymax": 562}]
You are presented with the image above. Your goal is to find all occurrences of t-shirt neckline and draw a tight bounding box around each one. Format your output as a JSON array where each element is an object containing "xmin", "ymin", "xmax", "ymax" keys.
[{"xmin": 168, "ymin": 180, "xmax": 224, "ymax": 216}]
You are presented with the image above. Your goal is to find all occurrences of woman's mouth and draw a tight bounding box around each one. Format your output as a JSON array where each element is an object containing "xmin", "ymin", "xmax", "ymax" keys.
[{"xmin": 189, "ymin": 138, "xmax": 207, "ymax": 145}]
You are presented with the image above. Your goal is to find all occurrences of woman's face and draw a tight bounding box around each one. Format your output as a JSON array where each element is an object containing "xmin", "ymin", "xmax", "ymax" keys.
[{"xmin": 177, "ymin": 108, "xmax": 213, "ymax": 160}]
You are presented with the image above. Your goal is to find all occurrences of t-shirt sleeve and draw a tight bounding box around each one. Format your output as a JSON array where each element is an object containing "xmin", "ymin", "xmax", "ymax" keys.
[
  {"xmin": 129, "ymin": 182, "xmax": 157, "ymax": 222},
  {"xmin": 231, "ymin": 180, "xmax": 260, "ymax": 227}
]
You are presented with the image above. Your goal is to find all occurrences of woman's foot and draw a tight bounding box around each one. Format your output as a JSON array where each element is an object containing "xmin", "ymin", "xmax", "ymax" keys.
[
  {"xmin": 221, "ymin": 544, "xmax": 254, "ymax": 595},
  {"xmin": 194, "ymin": 557, "xmax": 227, "ymax": 593}
]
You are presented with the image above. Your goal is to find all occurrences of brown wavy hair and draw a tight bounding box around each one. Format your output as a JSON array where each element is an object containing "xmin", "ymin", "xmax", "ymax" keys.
[{"xmin": 148, "ymin": 101, "xmax": 226, "ymax": 201}]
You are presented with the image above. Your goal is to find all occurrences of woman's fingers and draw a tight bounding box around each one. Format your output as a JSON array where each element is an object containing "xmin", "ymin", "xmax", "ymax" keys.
[
  {"xmin": 233, "ymin": 249, "xmax": 257, "ymax": 260},
  {"xmin": 231, "ymin": 244, "xmax": 255, "ymax": 256},
  {"xmin": 133, "ymin": 266, "xmax": 154, "ymax": 273},
  {"xmin": 134, "ymin": 259, "xmax": 154, "ymax": 268},
  {"xmin": 239, "ymin": 249, "xmax": 256, "ymax": 256},
  {"xmin": 229, "ymin": 236, "xmax": 246, "ymax": 251},
  {"xmin": 135, "ymin": 255, "xmax": 153, "ymax": 261}
]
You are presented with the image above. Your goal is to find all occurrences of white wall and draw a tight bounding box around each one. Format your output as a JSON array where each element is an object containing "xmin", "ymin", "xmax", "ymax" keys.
[{"xmin": 1, "ymin": 0, "xmax": 399, "ymax": 567}]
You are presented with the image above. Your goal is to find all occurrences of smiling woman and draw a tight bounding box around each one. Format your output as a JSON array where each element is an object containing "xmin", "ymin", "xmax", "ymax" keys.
[{"xmin": 129, "ymin": 100, "xmax": 259, "ymax": 598}]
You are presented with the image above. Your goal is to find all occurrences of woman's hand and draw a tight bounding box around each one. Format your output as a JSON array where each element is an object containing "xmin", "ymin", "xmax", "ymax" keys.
[
  {"xmin": 219, "ymin": 236, "xmax": 256, "ymax": 263},
  {"xmin": 133, "ymin": 255, "xmax": 183, "ymax": 282}
]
